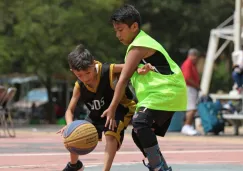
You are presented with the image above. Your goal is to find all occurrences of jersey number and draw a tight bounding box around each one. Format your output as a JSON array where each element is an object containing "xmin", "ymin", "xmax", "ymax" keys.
[{"xmin": 87, "ymin": 97, "xmax": 105, "ymax": 110}]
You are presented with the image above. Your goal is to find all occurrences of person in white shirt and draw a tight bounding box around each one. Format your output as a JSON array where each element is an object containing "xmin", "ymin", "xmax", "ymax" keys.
[{"xmin": 232, "ymin": 50, "xmax": 243, "ymax": 93}]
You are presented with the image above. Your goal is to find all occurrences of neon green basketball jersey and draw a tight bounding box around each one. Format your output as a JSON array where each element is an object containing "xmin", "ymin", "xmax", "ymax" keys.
[{"xmin": 125, "ymin": 30, "xmax": 187, "ymax": 111}]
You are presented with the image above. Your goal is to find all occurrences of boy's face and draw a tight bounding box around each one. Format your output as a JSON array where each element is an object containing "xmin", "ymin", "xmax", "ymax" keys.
[
  {"xmin": 71, "ymin": 65, "xmax": 97, "ymax": 85},
  {"xmin": 113, "ymin": 22, "xmax": 138, "ymax": 45}
]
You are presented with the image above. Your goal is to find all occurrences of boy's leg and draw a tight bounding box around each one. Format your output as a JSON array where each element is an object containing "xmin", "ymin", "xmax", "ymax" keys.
[
  {"xmin": 103, "ymin": 120, "xmax": 126, "ymax": 171},
  {"xmin": 132, "ymin": 128, "xmax": 146, "ymax": 157},
  {"xmin": 132, "ymin": 108, "xmax": 173, "ymax": 171},
  {"xmin": 70, "ymin": 153, "xmax": 79, "ymax": 164},
  {"xmin": 103, "ymin": 135, "xmax": 118, "ymax": 171}
]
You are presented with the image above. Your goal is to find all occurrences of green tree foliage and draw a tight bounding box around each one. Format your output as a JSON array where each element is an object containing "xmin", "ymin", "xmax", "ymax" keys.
[
  {"xmin": 0, "ymin": 0, "xmax": 123, "ymax": 123},
  {"xmin": 126, "ymin": 0, "xmax": 234, "ymax": 58},
  {"xmin": 0, "ymin": 0, "xmax": 236, "ymax": 122}
]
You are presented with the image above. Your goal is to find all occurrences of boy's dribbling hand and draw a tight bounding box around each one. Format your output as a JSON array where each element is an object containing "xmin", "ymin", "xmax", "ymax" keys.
[
  {"xmin": 56, "ymin": 125, "xmax": 67, "ymax": 136},
  {"xmin": 101, "ymin": 107, "xmax": 117, "ymax": 131}
]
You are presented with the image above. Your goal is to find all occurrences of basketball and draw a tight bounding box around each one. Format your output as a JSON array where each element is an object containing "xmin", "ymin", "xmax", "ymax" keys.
[{"xmin": 63, "ymin": 120, "xmax": 98, "ymax": 155}]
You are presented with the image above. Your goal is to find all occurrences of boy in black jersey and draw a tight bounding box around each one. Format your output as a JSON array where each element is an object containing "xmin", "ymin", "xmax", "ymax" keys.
[{"xmin": 57, "ymin": 44, "xmax": 152, "ymax": 171}]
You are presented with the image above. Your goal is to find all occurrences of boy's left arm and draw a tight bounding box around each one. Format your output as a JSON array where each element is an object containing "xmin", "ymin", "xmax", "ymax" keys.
[{"xmin": 101, "ymin": 47, "xmax": 149, "ymax": 130}]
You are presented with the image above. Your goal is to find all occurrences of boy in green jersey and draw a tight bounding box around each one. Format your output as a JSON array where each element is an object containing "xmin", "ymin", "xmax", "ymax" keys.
[{"xmin": 101, "ymin": 4, "xmax": 187, "ymax": 171}]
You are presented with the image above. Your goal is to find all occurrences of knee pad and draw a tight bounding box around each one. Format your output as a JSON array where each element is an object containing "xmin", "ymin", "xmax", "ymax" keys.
[
  {"xmin": 132, "ymin": 129, "xmax": 146, "ymax": 157},
  {"xmin": 132, "ymin": 110, "xmax": 158, "ymax": 148},
  {"xmin": 132, "ymin": 122, "xmax": 157, "ymax": 148}
]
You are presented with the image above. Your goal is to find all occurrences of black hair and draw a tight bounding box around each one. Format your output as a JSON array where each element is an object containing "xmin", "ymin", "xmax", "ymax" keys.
[
  {"xmin": 68, "ymin": 44, "xmax": 94, "ymax": 71},
  {"xmin": 110, "ymin": 4, "xmax": 141, "ymax": 28}
]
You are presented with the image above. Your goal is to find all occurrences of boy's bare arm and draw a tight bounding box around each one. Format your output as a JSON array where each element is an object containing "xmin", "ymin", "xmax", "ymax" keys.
[
  {"xmin": 56, "ymin": 85, "xmax": 81, "ymax": 134},
  {"xmin": 112, "ymin": 64, "xmax": 124, "ymax": 73},
  {"xmin": 65, "ymin": 85, "xmax": 81, "ymax": 124},
  {"xmin": 102, "ymin": 47, "xmax": 149, "ymax": 129},
  {"xmin": 114, "ymin": 47, "xmax": 149, "ymax": 84}
]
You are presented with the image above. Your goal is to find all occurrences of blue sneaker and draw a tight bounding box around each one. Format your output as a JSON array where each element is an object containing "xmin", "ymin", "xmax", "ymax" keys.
[
  {"xmin": 143, "ymin": 159, "xmax": 172, "ymax": 171},
  {"xmin": 62, "ymin": 160, "xmax": 84, "ymax": 171}
]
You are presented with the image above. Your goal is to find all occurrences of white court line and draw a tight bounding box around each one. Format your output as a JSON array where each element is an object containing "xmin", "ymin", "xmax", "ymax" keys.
[
  {"xmin": 0, "ymin": 149, "xmax": 242, "ymax": 157},
  {"xmin": 0, "ymin": 161, "xmax": 241, "ymax": 169},
  {"xmin": 0, "ymin": 162, "xmax": 141, "ymax": 169}
]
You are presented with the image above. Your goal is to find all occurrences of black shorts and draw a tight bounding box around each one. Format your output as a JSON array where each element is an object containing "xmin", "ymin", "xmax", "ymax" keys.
[
  {"xmin": 85, "ymin": 111, "xmax": 134, "ymax": 147},
  {"xmin": 133, "ymin": 107, "xmax": 174, "ymax": 137}
]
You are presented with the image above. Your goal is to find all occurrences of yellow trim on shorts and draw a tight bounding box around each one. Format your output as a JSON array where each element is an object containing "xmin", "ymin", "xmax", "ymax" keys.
[
  {"xmin": 105, "ymin": 120, "xmax": 125, "ymax": 149},
  {"xmin": 121, "ymin": 99, "xmax": 136, "ymax": 127},
  {"xmin": 108, "ymin": 64, "xmax": 136, "ymax": 127}
]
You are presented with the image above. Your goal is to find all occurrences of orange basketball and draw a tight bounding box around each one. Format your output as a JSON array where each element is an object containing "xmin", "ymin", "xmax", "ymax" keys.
[{"xmin": 63, "ymin": 120, "xmax": 98, "ymax": 155}]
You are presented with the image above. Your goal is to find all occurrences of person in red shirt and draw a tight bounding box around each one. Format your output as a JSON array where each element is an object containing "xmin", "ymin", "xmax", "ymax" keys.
[{"xmin": 181, "ymin": 48, "xmax": 200, "ymax": 136}]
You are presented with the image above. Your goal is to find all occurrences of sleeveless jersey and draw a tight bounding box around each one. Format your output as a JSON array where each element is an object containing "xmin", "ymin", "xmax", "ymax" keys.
[
  {"xmin": 75, "ymin": 63, "xmax": 136, "ymax": 122},
  {"xmin": 125, "ymin": 30, "xmax": 187, "ymax": 111}
]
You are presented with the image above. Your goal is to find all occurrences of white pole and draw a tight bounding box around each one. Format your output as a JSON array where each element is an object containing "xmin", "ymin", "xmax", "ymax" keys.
[
  {"xmin": 234, "ymin": 0, "xmax": 242, "ymax": 51},
  {"xmin": 200, "ymin": 30, "xmax": 219, "ymax": 94}
]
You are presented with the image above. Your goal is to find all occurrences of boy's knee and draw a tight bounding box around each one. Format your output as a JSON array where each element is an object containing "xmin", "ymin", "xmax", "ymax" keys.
[
  {"xmin": 132, "ymin": 113, "xmax": 151, "ymax": 130},
  {"xmin": 105, "ymin": 135, "xmax": 117, "ymax": 143},
  {"xmin": 105, "ymin": 135, "xmax": 120, "ymax": 150}
]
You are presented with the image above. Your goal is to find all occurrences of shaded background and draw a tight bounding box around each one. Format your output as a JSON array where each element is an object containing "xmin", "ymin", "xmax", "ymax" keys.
[{"xmin": 0, "ymin": 0, "xmax": 235, "ymax": 123}]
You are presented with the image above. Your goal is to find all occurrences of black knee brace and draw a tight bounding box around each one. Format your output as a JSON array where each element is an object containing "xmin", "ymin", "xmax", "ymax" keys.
[
  {"xmin": 132, "ymin": 129, "xmax": 146, "ymax": 157},
  {"xmin": 132, "ymin": 110, "xmax": 171, "ymax": 171},
  {"xmin": 132, "ymin": 112, "xmax": 158, "ymax": 148}
]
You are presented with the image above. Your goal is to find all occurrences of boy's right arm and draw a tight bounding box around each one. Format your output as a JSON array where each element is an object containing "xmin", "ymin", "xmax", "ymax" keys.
[
  {"xmin": 65, "ymin": 85, "xmax": 81, "ymax": 124},
  {"xmin": 57, "ymin": 84, "xmax": 81, "ymax": 134}
]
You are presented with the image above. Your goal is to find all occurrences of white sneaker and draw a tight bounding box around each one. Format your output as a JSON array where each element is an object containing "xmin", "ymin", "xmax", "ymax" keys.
[
  {"xmin": 189, "ymin": 125, "xmax": 201, "ymax": 135},
  {"xmin": 181, "ymin": 125, "xmax": 199, "ymax": 136}
]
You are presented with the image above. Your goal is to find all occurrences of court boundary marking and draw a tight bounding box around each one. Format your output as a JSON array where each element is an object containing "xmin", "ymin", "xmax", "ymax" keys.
[
  {"xmin": 0, "ymin": 149, "xmax": 243, "ymax": 157},
  {"xmin": 0, "ymin": 161, "xmax": 242, "ymax": 169}
]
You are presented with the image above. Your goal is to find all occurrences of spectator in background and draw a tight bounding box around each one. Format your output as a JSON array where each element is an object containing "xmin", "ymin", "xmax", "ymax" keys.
[
  {"xmin": 54, "ymin": 100, "xmax": 65, "ymax": 119},
  {"xmin": 231, "ymin": 50, "xmax": 243, "ymax": 93},
  {"xmin": 181, "ymin": 48, "xmax": 201, "ymax": 136}
]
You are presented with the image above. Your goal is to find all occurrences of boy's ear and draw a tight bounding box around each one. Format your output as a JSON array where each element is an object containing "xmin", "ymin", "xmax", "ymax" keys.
[{"xmin": 131, "ymin": 22, "xmax": 139, "ymax": 32}]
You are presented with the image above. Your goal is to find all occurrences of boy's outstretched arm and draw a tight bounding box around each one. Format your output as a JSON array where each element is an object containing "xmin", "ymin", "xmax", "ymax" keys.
[
  {"xmin": 65, "ymin": 85, "xmax": 81, "ymax": 124},
  {"xmin": 57, "ymin": 85, "xmax": 80, "ymax": 134},
  {"xmin": 113, "ymin": 63, "xmax": 154, "ymax": 74},
  {"xmin": 113, "ymin": 64, "xmax": 124, "ymax": 73},
  {"xmin": 101, "ymin": 47, "xmax": 148, "ymax": 130}
]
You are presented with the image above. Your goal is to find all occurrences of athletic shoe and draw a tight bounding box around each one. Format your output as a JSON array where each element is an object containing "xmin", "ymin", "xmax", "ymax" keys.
[
  {"xmin": 143, "ymin": 159, "xmax": 172, "ymax": 171},
  {"xmin": 62, "ymin": 160, "xmax": 84, "ymax": 171},
  {"xmin": 181, "ymin": 125, "xmax": 199, "ymax": 136}
]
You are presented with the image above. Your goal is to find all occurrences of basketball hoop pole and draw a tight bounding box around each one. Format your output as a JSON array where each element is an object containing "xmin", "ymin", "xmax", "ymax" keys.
[
  {"xmin": 234, "ymin": 0, "xmax": 242, "ymax": 51},
  {"xmin": 200, "ymin": 0, "xmax": 242, "ymax": 95}
]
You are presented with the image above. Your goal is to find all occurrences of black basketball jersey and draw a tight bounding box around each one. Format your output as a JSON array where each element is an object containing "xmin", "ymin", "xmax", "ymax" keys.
[
  {"xmin": 75, "ymin": 63, "xmax": 135, "ymax": 122},
  {"xmin": 140, "ymin": 51, "xmax": 173, "ymax": 75}
]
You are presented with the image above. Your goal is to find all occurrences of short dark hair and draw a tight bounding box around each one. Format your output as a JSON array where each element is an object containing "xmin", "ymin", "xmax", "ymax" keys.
[
  {"xmin": 68, "ymin": 44, "xmax": 94, "ymax": 71},
  {"xmin": 110, "ymin": 4, "xmax": 141, "ymax": 28},
  {"xmin": 188, "ymin": 48, "xmax": 200, "ymax": 57}
]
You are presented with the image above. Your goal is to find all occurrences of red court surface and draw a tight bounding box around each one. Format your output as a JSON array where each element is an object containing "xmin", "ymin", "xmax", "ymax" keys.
[{"xmin": 0, "ymin": 126, "xmax": 242, "ymax": 171}]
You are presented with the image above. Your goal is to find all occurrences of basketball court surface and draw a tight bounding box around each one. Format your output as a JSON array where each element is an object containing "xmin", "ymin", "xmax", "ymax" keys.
[{"xmin": 0, "ymin": 125, "xmax": 242, "ymax": 171}]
